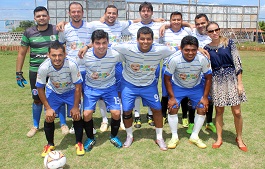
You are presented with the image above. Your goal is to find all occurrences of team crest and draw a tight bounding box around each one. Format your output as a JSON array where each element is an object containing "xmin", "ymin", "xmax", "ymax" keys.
[
  {"xmin": 32, "ymin": 89, "xmax": 38, "ymax": 96},
  {"xmin": 50, "ymin": 35, "xmax": 57, "ymax": 41}
]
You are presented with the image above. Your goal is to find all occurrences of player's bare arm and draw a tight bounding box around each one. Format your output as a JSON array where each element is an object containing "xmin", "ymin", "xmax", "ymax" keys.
[
  {"xmin": 70, "ymin": 83, "xmax": 82, "ymax": 121},
  {"xmin": 164, "ymin": 74, "xmax": 178, "ymax": 112}
]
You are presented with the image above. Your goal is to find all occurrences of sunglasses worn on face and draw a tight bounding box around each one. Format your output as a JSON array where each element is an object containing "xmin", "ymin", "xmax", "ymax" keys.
[{"xmin": 207, "ymin": 28, "xmax": 220, "ymax": 33}]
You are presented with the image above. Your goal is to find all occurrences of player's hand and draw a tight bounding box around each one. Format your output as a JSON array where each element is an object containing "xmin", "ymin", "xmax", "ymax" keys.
[
  {"xmin": 16, "ymin": 72, "xmax": 28, "ymax": 88},
  {"xmin": 198, "ymin": 97, "xmax": 209, "ymax": 113},
  {"xmin": 70, "ymin": 107, "xmax": 81, "ymax": 121},
  {"xmin": 198, "ymin": 48, "xmax": 210, "ymax": 59},
  {"xmin": 45, "ymin": 108, "xmax": 56, "ymax": 123},
  {"xmin": 56, "ymin": 21, "xmax": 66, "ymax": 32},
  {"xmin": 167, "ymin": 97, "xmax": 178, "ymax": 113},
  {"xmin": 78, "ymin": 45, "xmax": 90, "ymax": 58}
]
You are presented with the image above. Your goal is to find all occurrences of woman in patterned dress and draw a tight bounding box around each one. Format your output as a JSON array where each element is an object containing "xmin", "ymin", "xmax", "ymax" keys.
[{"xmin": 204, "ymin": 22, "xmax": 248, "ymax": 152}]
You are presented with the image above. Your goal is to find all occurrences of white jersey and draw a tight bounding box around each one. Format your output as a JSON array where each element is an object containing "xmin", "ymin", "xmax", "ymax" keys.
[
  {"xmin": 162, "ymin": 27, "xmax": 192, "ymax": 65},
  {"xmin": 83, "ymin": 48, "xmax": 122, "ymax": 89},
  {"xmin": 112, "ymin": 42, "xmax": 176, "ymax": 86},
  {"xmin": 124, "ymin": 21, "xmax": 164, "ymax": 43},
  {"xmin": 58, "ymin": 21, "xmax": 92, "ymax": 72},
  {"xmin": 36, "ymin": 58, "xmax": 82, "ymax": 94},
  {"xmin": 192, "ymin": 28, "xmax": 212, "ymax": 48},
  {"xmin": 166, "ymin": 51, "xmax": 212, "ymax": 88},
  {"xmin": 89, "ymin": 20, "xmax": 132, "ymax": 44}
]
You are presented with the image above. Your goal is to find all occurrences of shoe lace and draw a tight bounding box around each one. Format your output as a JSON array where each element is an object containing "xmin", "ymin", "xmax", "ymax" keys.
[
  {"xmin": 77, "ymin": 143, "xmax": 83, "ymax": 151},
  {"xmin": 43, "ymin": 145, "xmax": 50, "ymax": 153}
]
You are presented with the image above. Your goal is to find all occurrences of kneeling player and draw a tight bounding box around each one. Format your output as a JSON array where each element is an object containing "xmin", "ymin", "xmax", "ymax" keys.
[
  {"xmin": 164, "ymin": 36, "xmax": 212, "ymax": 149},
  {"xmin": 36, "ymin": 41, "xmax": 84, "ymax": 157},
  {"xmin": 82, "ymin": 30, "xmax": 122, "ymax": 151}
]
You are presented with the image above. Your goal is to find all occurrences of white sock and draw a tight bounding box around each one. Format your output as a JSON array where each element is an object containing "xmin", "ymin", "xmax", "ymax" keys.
[
  {"xmin": 155, "ymin": 128, "xmax": 163, "ymax": 140},
  {"xmin": 134, "ymin": 97, "xmax": 141, "ymax": 117},
  {"xmin": 168, "ymin": 114, "xmax": 179, "ymax": 139},
  {"xmin": 148, "ymin": 107, "xmax": 153, "ymax": 115},
  {"xmin": 98, "ymin": 100, "xmax": 108, "ymax": 124},
  {"xmin": 125, "ymin": 126, "xmax": 133, "ymax": 138},
  {"xmin": 190, "ymin": 114, "xmax": 206, "ymax": 139},
  {"xmin": 120, "ymin": 101, "xmax": 124, "ymax": 124}
]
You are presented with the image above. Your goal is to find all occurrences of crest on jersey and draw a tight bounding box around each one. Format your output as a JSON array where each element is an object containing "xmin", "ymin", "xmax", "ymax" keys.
[{"xmin": 50, "ymin": 35, "xmax": 57, "ymax": 41}]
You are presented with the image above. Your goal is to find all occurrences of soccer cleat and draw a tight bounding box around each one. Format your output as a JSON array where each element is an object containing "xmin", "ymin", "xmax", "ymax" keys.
[
  {"xmin": 163, "ymin": 117, "xmax": 168, "ymax": 125},
  {"xmin": 182, "ymin": 118, "xmax": 189, "ymax": 128},
  {"xmin": 61, "ymin": 125, "xmax": 69, "ymax": 135},
  {"xmin": 186, "ymin": 123, "xmax": 194, "ymax": 134},
  {"xmin": 123, "ymin": 136, "xmax": 134, "ymax": 148},
  {"xmin": 167, "ymin": 138, "xmax": 180, "ymax": 149},
  {"xmin": 146, "ymin": 114, "xmax": 155, "ymax": 126},
  {"xmin": 41, "ymin": 144, "xmax": 55, "ymax": 157},
  {"xmin": 206, "ymin": 122, "xmax": 217, "ymax": 133},
  {"xmin": 84, "ymin": 138, "xmax": 96, "ymax": 152},
  {"xmin": 189, "ymin": 138, "xmax": 207, "ymax": 149},
  {"xmin": 156, "ymin": 139, "xmax": 168, "ymax": 151},
  {"xmin": 75, "ymin": 142, "xmax": 85, "ymax": 156},
  {"xmin": 134, "ymin": 117, "xmax": 141, "ymax": 128},
  {"xmin": 100, "ymin": 122, "xmax": 108, "ymax": 132},
  {"xmin": 69, "ymin": 126, "xmax": 75, "ymax": 134},
  {"xmin": 27, "ymin": 127, "xmax": 38, "ymax": 138},
  {"xmin": 110, "ymin": 136, "xmax": 123, "ymax": 148}
]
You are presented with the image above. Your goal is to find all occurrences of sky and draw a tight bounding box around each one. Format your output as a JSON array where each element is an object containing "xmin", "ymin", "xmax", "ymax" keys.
[{"xmin": 0, "ymin": 0, "xmax": 264, "ymax": 32}]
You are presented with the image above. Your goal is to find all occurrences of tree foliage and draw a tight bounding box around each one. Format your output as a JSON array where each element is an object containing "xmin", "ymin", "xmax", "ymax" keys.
[
  {"xmin": 259, "ymin": 21, "xmax": 265, "ymax": 32},
  {"xmin": 11, "ymin": 20, "xmax": 35, "ymax": 32}
]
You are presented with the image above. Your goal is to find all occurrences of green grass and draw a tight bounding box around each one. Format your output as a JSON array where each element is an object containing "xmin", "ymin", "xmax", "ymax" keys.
[{"xmin": 0, "ymin": 51, "xmax": 264, "ymax": 169}]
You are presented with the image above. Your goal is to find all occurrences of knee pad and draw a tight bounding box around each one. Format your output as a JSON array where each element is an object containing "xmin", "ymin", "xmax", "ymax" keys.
[{"xmin": 123, "ymin": 113, "xmax": 132, "ymax": 120}]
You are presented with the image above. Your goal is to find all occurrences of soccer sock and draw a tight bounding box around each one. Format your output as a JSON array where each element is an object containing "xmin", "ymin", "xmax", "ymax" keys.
[
  {"xmin": 190, "ymin": 114, "xmax": 206, "ymax": 139},
  {"xmin": 98, "ymin": 100, "xmax": 108, "ymax": 123},
  {"xmin": 73, "ymin": 118, "xmax": 83, "ymax": 143},
  {"xmin": 181, "ymin": 98, "xmax": 189, "ymax": 119},
  {"xmin": 83, "ymin": 119, "xmax": 94, "ymax": 139},
  {"xmin": 44, "ymin": 121, "xmax": 55, "ymax": 146},
  {"xmin": 110, "ymin": 118, "xmax": 121, "ymax": 137},
  {"xmin": 168, "ymin": 114, "xmax": 179, "ymax": 139},
  {"xmin": 161, "ymin": 96, "xmax": 168, "ymax": 118},
  {"xmin": 206, "ymin": 103, "xmax": 214, "ymax": 123},
  {"xmin": 57, "ymin": 104, "xmax": 66, "ymax": 126},
  {"xmin": 32, "ymin": 103, "xmax": 43, "ymax": 128},
  {"xmin": 189, "ymin": 108, "xmax": 195, "ymax": 123},
  {"xmin": 134, "ymin": 97, "xmax": 141, "ymax": 117},
  {"xmin": 155, "ymin": 128, "xmax": 163, "ymax": 140},
  {"xmin": 125, "ymin": 126, "xmax": 133, "ymax": 138},
  {"xmin": 147, "ymin": 107, "xmax": 153, "ymax": 115}
]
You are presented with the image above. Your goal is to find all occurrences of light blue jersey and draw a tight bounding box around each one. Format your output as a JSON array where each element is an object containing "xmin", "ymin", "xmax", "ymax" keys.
[
  {"xmin": 83, "ymin": 48, "xmax": 122, "ymax": 89},
  {"xmin": 58, "ymin": 21, "xmax": 93, "ymax": 72},
  {"xmin": 112, "ymin": 42, "xmax": 176, "ymax": 86},
  {"xmin": 165, "ymin": 51, "xmax": 212, "ymax": 88},
  {"xmin": 36, "ymin": 58, "xmax": 82, "ymax": 94}
]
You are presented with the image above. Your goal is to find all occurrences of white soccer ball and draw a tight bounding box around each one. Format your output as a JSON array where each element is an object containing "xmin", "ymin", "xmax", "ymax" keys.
[{"xmin": 44, "ymin": 151, "xmax": 66, "ymax": 169}]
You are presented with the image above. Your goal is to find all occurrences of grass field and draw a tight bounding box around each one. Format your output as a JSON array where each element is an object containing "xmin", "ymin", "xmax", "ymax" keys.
[{"xmin": 0, "ymin": 50, "xmax": 264, "ymax": 169}]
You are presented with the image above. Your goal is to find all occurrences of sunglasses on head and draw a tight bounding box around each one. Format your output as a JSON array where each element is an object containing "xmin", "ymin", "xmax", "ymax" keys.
[{"xmin": 207, "ymin": 28, "xmax": 220, "ymax": 33}]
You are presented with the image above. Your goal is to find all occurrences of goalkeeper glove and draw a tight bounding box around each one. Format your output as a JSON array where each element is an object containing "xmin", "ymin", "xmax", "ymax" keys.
[{"xmin": 16, "ymin": 72, "xmax": 28, "ymax": 88}]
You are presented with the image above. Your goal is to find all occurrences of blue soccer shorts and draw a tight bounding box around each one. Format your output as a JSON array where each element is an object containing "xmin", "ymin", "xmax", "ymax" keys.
[
  {"xmin": 171, "ymin": 82, "xmax": 205, "ymax": 109},
  {"xmin": 83, "ymin": 84, "xmax": 120, "ymax": 111},
  {"xmin": 115, "ymin": 62, "xmax": 123, "ymax": 93},
  {"xmin": 121, "ymin": 79, "xmax": 161, "ymax": 111},
  {"xmin": 46, "ymin": 87, "xmax": 76, "ymax": 112}
]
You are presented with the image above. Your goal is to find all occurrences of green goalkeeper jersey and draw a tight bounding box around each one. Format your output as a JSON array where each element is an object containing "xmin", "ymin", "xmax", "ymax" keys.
[{"xmin": 21, "ymin": 24, "xmax": 58, "ymax": 72}]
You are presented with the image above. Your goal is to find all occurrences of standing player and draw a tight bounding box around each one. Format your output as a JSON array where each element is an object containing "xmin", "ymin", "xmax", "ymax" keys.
[
  {"xmin": 16, "ymin": 6, "xmax": 68, "ymax": 137},
  {"xmin": 164, "ymin": 35, "xmax": 212, "ymax": 149},
  {"xmin": 113, "ymin": 27, "xmax": 177, "ymax": 151},
  {"xmin": 36, "ymin": 41, "xmax": 84, "ymax": 157},
  {"xmin": 82, "ymin": 30, "xmax": 122, "ymax": 151},
  {"xmin": 160, "ymin": 11, "xmax": 192, "ymax": 125}
]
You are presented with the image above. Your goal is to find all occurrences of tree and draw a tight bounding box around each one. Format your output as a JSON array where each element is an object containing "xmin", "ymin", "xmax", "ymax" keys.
[
  {"xmin": 259, "ymin": 21, "xmax": 265, "ymax": 32},
  {"xmin": 11, "ymin": 20, "xmax": 35, "ymax": 32}
]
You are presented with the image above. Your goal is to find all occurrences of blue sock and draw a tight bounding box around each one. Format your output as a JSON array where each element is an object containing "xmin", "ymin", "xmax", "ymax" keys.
[
  {"xmin": 58, "ymin": 104, "xmax": 67, "ymax": 126},
  {"xmin": 32, "ymin": 103, "xmax": 43, "ymax": 128}
]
